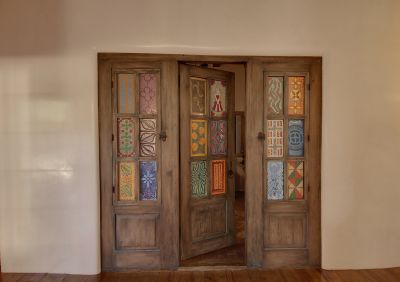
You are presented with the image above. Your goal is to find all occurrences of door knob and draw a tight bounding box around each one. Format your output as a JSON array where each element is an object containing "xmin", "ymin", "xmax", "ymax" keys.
[
  {"xmin": 159, "ymin": 131, "xmax": 167, "ymax": 142},
  {"xmin": 257, "ymin": 132, "xmax": 266, "ymax": 141}
]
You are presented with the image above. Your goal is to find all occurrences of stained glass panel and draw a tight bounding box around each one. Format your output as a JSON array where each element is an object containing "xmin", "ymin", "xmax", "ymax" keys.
[
  {"xmin": 117, "ymin": 73, "xmax": 136, "ymax": 113},
  {"xmin": 139, "ymin": 73, "xmax": 157, "ymax": 114},
  {"xmin": 210, "ymin": 80, "xmax": 227, "ymax": 117},
  {"xmin": 139, "ymin": 118, "xmax": 156, "ymax": 157},
  {"xmin": 190, "ymin": 77, "xmax": 207, "ymax": 115},
  {"xmin": 211, "ymin": 160, "xmax": 226, "ymax": 195},
  {"xmin": 267, "ymin": 77, "xmax": 283, "ymax": 115},
  {"xmin": 288, "ymin": 76, "xmax": 305, "ymax": 115},
  {"xmin": 191, "ymin": 119, "xmax": 207, "ymax": 156},
  {"xmin": 117, "ymin": 117, "xmax": 135, "ymax": 157},
  {"xmin": 288, "ymin": 160, "xmax": 304, "ymax": 200},
  {"xmin": 210, "ymin": 120, "xmax": 227, "ymax": 155},
  {"xmin": 191, "ymin": 161, "xmax": 208, "ymax": 198},
  {"xmin": 288, "ymin": 119, "xmax": 304, "ymax": 157},
  {"xmin": 139, "ymin": 161, "xmax": 157, "ymax": 200},
  {"xmin": 118, "ymin": 161, "xmax": 135, "ymax": 201},
  {"xmin": 266, "ymin": 120, "xmax": 284, "ymax": 157},
  {"xmin": 267, "ymin": 161, "xmax": 284, "ymax": 200}
]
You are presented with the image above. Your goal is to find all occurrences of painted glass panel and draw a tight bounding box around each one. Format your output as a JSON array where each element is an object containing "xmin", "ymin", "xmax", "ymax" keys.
[
  {"xmin": 191, "ymin": 161, "xmax": 208, "ymax": 198},
  {"xmin": 267, "ymin": 161, "xmax": 284, "ymax": 200},
  {"xmin": 117, "ymin": 117, "xmax": 135, "ymax": 157},
  {"xmin": 139, "ymin": 161, "xmax": 157, "ymax": 200},
  {"xmin": 288, "ymin": 119, "xmax": 304, "ymax": 157},
  {"xmin": 267, "ymin": 77, "xmax": 283, "ymax": 115},
  {"xmin": 191, "ymin": 119, "xmax": 207, "ymax": 156},
  {"xmin": 139, "ymin": 73, "xmax": 157, "ymax": 114},
  {"xmin": 117, "ymin": 73, "xmax": 136, "ymax": 113},
  {"xmin": 190, "ymin": 77, "xmax": 207, "ymax": 115},
  {"xmin": 288, "ymin": 160, "xmax": 304, "ymax": 200},
  {"xmin": 210, "ymin": 120, "xmax": 227, "ymax": 155},
  {"xmin": 118, "ymin": 161, "xmax": 135, "ymax": 201},
  {"xmin": 288, "ymin": 76, "xmax": 305, "ymax": 115},
  {"xmin": 139, "ymin": 118, "xmax": 156, "ymax": 157},
  {"xmin": 266, "ymin": 120, "xmax": 284, "ymax": 157},
  {"xmin": 210, "ymin": 79, "xmax": 227, "ymax": 117},
  {"xmin": 211, "ymin": 160, "xmax": 226, "ymax": 195}
]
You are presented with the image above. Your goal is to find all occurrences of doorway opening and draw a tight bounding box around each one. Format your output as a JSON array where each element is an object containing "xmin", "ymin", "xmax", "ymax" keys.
[{"xmin": 179, "ymin": 63, "xmax": 246, "ymax": 267}]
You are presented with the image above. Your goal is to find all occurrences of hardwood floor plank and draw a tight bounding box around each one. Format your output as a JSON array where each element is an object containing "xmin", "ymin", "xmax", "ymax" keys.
[
  {"xmin": 226, "ymin": 270, "xmax": 250, "ymax": 282},
  {"xmin": 39, "ymin": 274, "xmax": 66, "ymax": 282},
  {"xmin": 172, "ymin": 271, "xmax": 193, "ymax": 282},
  {"xmin": 321, "ymin": 270, "xmax": 345, "ymax": 282},
  {"xmin": 204, "ymin": 271, "xmax": 227, "ymax": 282},
  {"xmin": 248, "ymin": 269, "xmax": 285, "ymax": 282},
  {"xmin": 335, "ymin": 270, "xmax": 377, "ymax": 282},
  {"xmin": 1, "ymin": 273, "xmax": 25, "ymax": 282},
  {"xmin": 16, "ymin": 273, "xmax": 46, "ymax": 282}
]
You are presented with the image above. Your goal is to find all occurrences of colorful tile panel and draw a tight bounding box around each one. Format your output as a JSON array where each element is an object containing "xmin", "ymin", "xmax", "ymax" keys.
[
  {"xmin": 190, "ymin": 77, "xmax": 207, "ymax": 115},
  {"xmin": 266, "ymin": 120, "xmax": 284, "ymax": 157},
  {"xmin": 117, "ymin": 73, "xmax": 136, "ymax": 113},
  {"xmin": 288, "ymin": 119, "xmax": 304, "ymax": 157},
  {"xmin": 210, "ymin": 120, "xmax": 227, "ymax": 155},
  {"xmin": 288, "ymin": 160, "xmax": 304, "ymax": 200},
  {"xmin": 267, "ymin": 161, "xmax": 284, "ymax": 200},
  {"xmin": 211, "ymin": 160, "xmax": 226, "ymax": 195},
  {"xmin": 139, "ymin": 118, "xmax": 156, "ymax": 157},
  {"xmin": 117, "ymin": 117, "xmax": 135, "ymax": 157},
  {"xmin": 191, "ymin": 119, "xmax": 207, "ymax": 156},
  {"xmin": 139, "ymin": 73, "xmax": 157, "ymax": 114},
  {"xmin": 118, "ymin": 161, "xmax": 135, "ymax": 201},
  {"xmin": 191, "ymin": 161, "xmax": 208, "ymax": 198},
  {"xmin": 139, "ymin": 161, "xmax": 157, "ymax": 200},
  {"xmin": 288, "ymin": 76, "xmax": 305, "ymax": 115},
  {"xmin": 267, "ymin": 77, "xmax": 283, "ymax": 115},
  {"xmin": 210, "ymin": 79, "xmax": 227, "ymax": 117}
]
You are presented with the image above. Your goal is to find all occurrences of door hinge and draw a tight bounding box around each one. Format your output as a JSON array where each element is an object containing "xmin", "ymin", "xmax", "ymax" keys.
[
  {"xmin": 111, "ymin": 80, "xmax": 114, "ymax": 89},
  {"xmin": 308, "ymin": 83, "xmax": 311, "ymax": 91},
  {"xmin": 112, "ymin": 134, "xmax": 114, "ymax": 142},
  {"xmin": 112, "ymin": 186, "xmax": 115, "ymax": 193},
  {"xmin": 308, "ymin": 184, "xmax": 310, "ymax": 192},
  {"xmin": 307, "ymin": 135, "xmax": 310, "ymax": 142}
]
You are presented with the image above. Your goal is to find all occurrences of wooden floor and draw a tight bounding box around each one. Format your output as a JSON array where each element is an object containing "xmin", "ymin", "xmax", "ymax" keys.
[{"xmin": 1, "ymin": 268, "xmax": 400, "ymax": 282}]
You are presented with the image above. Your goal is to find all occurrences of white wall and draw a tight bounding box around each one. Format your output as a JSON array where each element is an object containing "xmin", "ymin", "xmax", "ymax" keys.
[{"xmin": 0, "ymin": 0, "xmax": 399, "ymax": 274}]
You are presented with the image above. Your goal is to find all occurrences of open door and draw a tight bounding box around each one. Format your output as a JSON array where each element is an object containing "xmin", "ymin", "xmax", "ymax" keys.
[{"xmin": 180, "ymin": 64, "xmax": 235, "ymax": 260}]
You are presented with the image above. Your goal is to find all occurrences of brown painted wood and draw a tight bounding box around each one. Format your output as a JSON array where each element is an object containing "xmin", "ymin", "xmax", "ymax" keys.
[{"xmin": 180, "ymin": 64, "xmax": 236, "ymax": 260}]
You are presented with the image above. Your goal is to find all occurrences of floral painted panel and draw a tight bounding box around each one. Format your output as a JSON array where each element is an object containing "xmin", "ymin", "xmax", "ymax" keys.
[
  {"xmin": 139, "ymin": 161, "xmax": 157, "ymax": 200},
  {"xmin": 117, "ymin": 117, "xmax": 135, "ymax": 157},
  {"xmin": 267, "ymin": 161, "xmax": 284, "ymax": 200},
  {"xmin": 118, "ymin": 161, "xmax": 135, "ymax": 201},
  {"xmin": 210, "ymin": 120, "xmax": 227, "ymax": 155},
  {"xmin": 117, "ymin": 73, "xmax": 136, "ymax": 113},
  {"xmin": 288, "ymin": 119, "xmax": 304, "ymax": 157},
  {"xmin": 266, "ymin": 77, "xmax": 283, "ymax": 115},
  {"xmin": 191, "ymin": 161, "xmax": 208, "ymax": 198},
  {"xmin": 288, "ymin": 160, "xmax": 304, "ymax": 200},
  {"xmin": 191, "ymin": 119, "xmax": 207, "ymax": 157},
  {"xmin": 266, "ymin": 120, "xmax": 284, "ymax": 157},
  {"xmin": 139, "ymin": 73, "xmax": 157, "ymax": 114},
  {"xmin": 288, "ymin": 76, "xmax": 305, "ymax": 115},
  {"xmin": 210, "ymin": 79, "xmax": 227, "ymax": 117},
  {"xmin": 190, "ymin": 77, "xmax": 207, "ymax": 115},
  {"xmin": 211, "ymin": 160, "xmax": 226, "ymax": 195},
  {"xmin": 140, "ymin": 118, "xmax": 156, "ymax": 157}
]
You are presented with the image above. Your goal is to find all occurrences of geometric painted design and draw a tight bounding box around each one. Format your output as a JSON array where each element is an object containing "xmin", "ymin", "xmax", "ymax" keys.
[
  {"xmin": 191, "ymin": 119, "xmax": 207, "ymax": 157},
  {"xmin": 288, "ymin": 76, "xmax": 305, "ymax": 115},
  {"xmin": 210, "ymin": 120, "xmax": 227, "ymax": 155},
  {"xmin": 139, "ymin": 161, "xmax": 157, "ymax": 200},
  {"xmin": 267, "ymin": 77, "xmax": 283, "ymax": 115},
  {"xmin": 211, "ymin": 160, "xmax": 226, "ymax": 195},
  {"xmin": 267, "ymin": 160, "xmax": 284, "ymax": 200},
  {"xmin": 288, "ymin": 160, "xmax": 304, "ymax": 200},
  {"xmin": 210, "ymin": 79, "xmax": 227, "ymax": 117},
  {"xmin": 117, "ymin": 117, "xmax": 135, "ymax": 157},
  {"xmin": 191, "ymin": 161, "xmax": 208, "ymax": 198},
  {"xmin": 266, "ymin": 120, "xmax": 284, "ymax": 157},
  {"xmin": 140, "ymin": 118, "xmax": 156, "ymax": 157},
  {"xmin": 190, "ymin": 77, "xmax": 207, "ymax": 116},
  {"xmin": 117, "ymin": 73, "xmax": 136, "ymax": 114},
  {"xmin": 118, "ymin": 161, "xmax": 135, "ymax": 201},
  {"xmin": 288, "ymin": 119, "xmax": 304, "ymax": 157},
  {"xmin": 139, "ymin": 73, "xmax": 157, "ymax": 114}
]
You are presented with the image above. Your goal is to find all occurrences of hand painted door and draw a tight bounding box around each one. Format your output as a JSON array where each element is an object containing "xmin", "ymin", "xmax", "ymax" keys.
[{"xmin": 180, "ymin": 64, "xmax": 235, "ymax": 260}]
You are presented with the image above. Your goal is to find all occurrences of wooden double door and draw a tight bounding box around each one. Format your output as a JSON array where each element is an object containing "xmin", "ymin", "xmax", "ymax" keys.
[{"xmin": 98, "ymin": 54, "xmax": 321, "ymax": 270}]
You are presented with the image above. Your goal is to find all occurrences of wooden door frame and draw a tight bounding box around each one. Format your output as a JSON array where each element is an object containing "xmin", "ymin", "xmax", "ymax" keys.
[{"xmin": 98, "ymin": 53, "xmax": 322, "ymax": 269}]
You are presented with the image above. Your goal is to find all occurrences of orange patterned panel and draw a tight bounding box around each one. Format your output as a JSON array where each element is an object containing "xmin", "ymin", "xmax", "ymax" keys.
[
  {"xmin": 211, "ymin": 160, "xmax": 226, "ymax": 195},
  {"xmin": 288, "ymin": 76, "xmax": 305, "ymax": 115}
]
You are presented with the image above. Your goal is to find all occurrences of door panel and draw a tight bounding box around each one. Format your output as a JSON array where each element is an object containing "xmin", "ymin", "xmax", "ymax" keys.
[{"xmin": 180, "ymin": 64, "xmax": 235, "ymax": 260}]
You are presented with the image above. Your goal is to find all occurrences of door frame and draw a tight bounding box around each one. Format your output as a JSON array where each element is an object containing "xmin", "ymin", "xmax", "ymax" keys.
[{"xmin": 98, "ymin": 53, "xmax": 322, "ymax": 269}]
